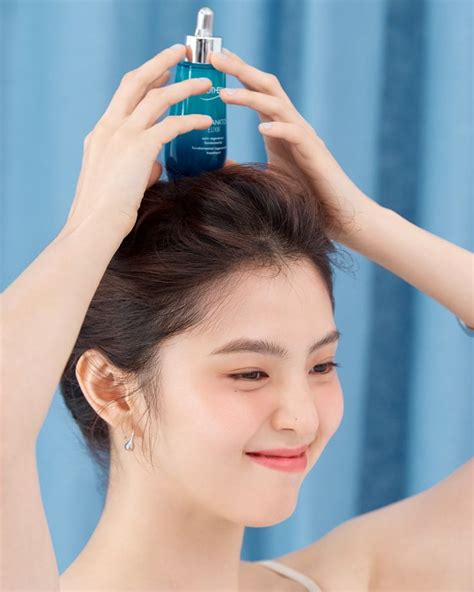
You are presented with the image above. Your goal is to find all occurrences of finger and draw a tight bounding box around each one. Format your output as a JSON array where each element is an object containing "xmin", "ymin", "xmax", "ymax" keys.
[
  {"xmin": 145, "ymin": 113, "xmax": 214, "ymax": 147},
  {"xmin": 257, "ymin": 120, "xmax": 300, "ymax": 138},
  {"xmin": 102, "ymin": 44, "xmax": 187, "ymax": 123},
  {"xmin": 257, "ymin": 120, "xmax": 319, "ymax": 154},
  {"xmin": 147, "ymin": 69, "xmax": 172, "ymax": 92},
  {"xmin": 125, "ymin": 77, "xmax": 212, "ymax": 130},
  {"xmin": 224, "ymin": 159, "xmax": 238, "ymax": 166},
  {"xmin": 222, "ymin": 48, "xmax": 241, "ymax": 60},
  {"xmin": 209, "ymin": 48, "xmax": 291, "ymax": 103},
  {"xmin": 219, "ymin": 88, "xmax": 298, "ymax": 124},
  {"xmin": 146, "ymin": 160, "xmax": 163, "ymax": 188}
]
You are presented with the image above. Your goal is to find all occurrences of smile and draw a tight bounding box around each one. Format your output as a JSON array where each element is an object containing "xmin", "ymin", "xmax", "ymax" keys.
[{"xmin": 245, "ymin": 451, "xmax": 308, "ymax": 473}]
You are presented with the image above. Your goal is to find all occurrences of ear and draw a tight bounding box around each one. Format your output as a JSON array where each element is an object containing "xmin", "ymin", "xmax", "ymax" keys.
[{"xmin": 75, "ymin": 350, "xmax": 133, "ymax": 430}]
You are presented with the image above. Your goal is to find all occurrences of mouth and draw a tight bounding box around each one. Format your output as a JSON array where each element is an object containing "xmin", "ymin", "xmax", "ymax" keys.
[
  {"xmin": 244, "ymin": 444, "xmax": 310, "ymax": 458},
  {"xmin": 245, "ymin": 450, "xmax": 308, "ymax": 473},
  {"xmin": 246, "ymin": 451, "xmax": 306, "ymax": 459}
]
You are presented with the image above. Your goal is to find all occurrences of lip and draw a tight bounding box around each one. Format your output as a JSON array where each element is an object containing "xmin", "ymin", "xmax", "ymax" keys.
[
  {"xmin": 246, "ymin": 450, "xmax": 308, "ymax": 473},
  {"xmin": 245, "ymin": 444, "xmax": 309, "ymax": 457}
]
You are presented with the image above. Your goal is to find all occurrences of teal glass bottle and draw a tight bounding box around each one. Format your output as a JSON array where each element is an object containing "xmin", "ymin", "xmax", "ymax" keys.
[{"xmin": 164, "ymin": 7, "xmax": 227, "ymax": 181}]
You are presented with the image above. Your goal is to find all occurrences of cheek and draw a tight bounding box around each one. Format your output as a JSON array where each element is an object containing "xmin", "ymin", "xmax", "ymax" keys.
[
  {"xmin": 161, "ymin": 370, "xmax": 344, "ymax": 459},
  {"xmin": 207, "ymin": 377, "xmax": 345, "ymax": 447},
  {"xmin": 164, "ymin": 374, "xmax": 254, "ymax": 455},
  {"xmin": 319, "ymin": 376, "xmax": 344, "ymax": 436},
  {"xmin": 203, "ymin": 394, "xmax": 255, "ymax": 450}
]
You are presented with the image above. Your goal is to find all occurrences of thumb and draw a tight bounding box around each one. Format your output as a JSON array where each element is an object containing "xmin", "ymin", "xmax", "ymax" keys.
[
  {"xmin": 146, "ymin": 160, "xmax": 163, "ymax": 188},
  {"xmin": 224, "ymin": 159, "xmax": 238, "ymax": 167}
]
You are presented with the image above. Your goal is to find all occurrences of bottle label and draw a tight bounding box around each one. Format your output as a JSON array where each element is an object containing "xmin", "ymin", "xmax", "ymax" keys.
[
  {"xmin": 190, "ymin": 86, "xmax": 227, "ymax": 156},
  {"xmin": 165, "ymin": 64, "xmax": 227, "ymax": 176},
  {"xmin": 193, "ymin": 112, "xmax": 226, "ymax": 157}
]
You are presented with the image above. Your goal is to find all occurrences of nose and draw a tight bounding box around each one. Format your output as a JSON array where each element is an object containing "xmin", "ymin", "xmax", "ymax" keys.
[{"xmin": 271, "ymin": 379, "xmax": 320, "ymax": 435}]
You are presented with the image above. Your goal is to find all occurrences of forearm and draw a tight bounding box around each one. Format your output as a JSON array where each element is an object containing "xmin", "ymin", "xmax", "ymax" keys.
[
  {"xmin": 1, "ymin": 211, "xmax": 126, "ymax": 452},
  {"xmin": 340, "ymin": 197, "xmax": 474, "ymax": 328}
]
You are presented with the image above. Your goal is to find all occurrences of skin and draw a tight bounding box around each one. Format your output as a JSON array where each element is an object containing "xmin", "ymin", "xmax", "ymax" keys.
[
  {"xmin": 64, "ymin": 258, "xmax": 343, "ymax": 590},
  {"xmin": 54, "ymin": 42, "xmax": 473, "ymax": 592},
  {"xmin": 3, "ymin": 38, "xmax": 471, "ymax": 592}
]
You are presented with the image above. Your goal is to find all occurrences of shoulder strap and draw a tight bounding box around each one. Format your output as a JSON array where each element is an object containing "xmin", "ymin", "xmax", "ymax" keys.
[{"xmin": 257, "ymin": 560, "xmax": 323, "ymax": 592}]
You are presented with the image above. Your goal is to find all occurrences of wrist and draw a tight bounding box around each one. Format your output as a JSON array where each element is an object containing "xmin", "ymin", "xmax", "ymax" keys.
[
  {"xmin": 58, "ymin": 207, "xmax": 133, "ymax": 245},
  {"xmin": 335, "ymin": 192, "xmax": 389, "ymax": 252}
]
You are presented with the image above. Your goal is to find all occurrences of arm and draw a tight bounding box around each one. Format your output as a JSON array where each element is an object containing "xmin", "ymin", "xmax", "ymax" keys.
[
  {"xmin": 205, "ymin": 47, "xmax": 473, "ymax": 328},
  {"xmin": 340, "ymin": 196, "xmax": 474, "ymax": 328},
  {"xmin": 1, "ymin": 211, "xmax": 126, "ymax": 453},
  {"xmin": 0, "ymin": 212, "xmax": 126, "ymax": 592},
  {"xmin": 0, "ymin": 44, "xmax": 216, "ymax": 591},
  {"xmin": 368, "ymin": 458, "xmax": 474, "ymax": 589}
]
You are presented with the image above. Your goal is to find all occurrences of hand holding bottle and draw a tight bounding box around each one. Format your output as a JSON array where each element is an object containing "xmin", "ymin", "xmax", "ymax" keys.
[
  {"xmin": 66, "ymin": 44, "xmax": 215, "ymax": 237},
  {"xmin": 210, "ymin": 48, "xmax": 381, "ymax": 244}
]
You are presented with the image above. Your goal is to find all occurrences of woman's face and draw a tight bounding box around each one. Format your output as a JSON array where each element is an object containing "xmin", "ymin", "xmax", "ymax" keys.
[{"xmin": 130, "ymin": 259, "xmax": 344, "ymax": 527}]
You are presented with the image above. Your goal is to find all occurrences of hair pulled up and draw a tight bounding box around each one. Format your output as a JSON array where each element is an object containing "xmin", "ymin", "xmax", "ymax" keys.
[{"xmin": 59, "ymin": 162, "xmax": 352, "ymax": 490}]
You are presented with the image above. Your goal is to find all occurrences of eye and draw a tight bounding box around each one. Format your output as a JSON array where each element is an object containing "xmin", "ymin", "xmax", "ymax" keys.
[
  {"xmin": 312, "ymin": 362, "xmax": 341, "ymax": 375},
  {"xmin": 229, "ymin": 362, "xmax": 341, "ymax": 382}
]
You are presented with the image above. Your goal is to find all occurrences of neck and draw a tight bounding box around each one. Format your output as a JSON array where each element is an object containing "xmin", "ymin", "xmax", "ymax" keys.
[{"xmin": 62, "ymin": 460, "xmax": 246, "ymax": 590}]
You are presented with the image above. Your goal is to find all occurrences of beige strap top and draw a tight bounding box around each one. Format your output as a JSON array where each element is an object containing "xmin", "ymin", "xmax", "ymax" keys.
[{"xmin": 257, "ymin": 560, "xmax": 323, "ymax": 591}]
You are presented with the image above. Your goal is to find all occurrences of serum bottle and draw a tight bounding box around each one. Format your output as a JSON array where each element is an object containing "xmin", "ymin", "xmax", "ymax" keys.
[{"xmin": 164, "ymin": 7, "xmax": 227, "ymax": 181}]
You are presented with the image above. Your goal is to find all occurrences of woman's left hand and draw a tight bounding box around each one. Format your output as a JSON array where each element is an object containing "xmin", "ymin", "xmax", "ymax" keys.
[{"xmin": 210, "ymin": 48, "xmax": 377, "ymax": 243}]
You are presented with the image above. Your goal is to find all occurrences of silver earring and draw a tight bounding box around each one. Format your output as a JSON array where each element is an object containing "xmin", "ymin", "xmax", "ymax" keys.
[
  {"xmin": 457, "ymin": 316, "xmax": 474, "ymax": 336},
  {"xmin": 124, "ymin": 430, "xmax": 135, "ymax": 451}
]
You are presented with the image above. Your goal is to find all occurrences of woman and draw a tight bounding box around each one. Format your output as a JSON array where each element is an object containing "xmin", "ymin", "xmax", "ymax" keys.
[{"xmin": 2, "ymin": 44, "xmax": 472, "ymax": 591}]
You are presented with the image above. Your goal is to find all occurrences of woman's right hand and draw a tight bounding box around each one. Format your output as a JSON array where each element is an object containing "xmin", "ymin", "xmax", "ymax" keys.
[{"xmin": 65, "ymin": 43, "xmax": 214, "ymax": 237}]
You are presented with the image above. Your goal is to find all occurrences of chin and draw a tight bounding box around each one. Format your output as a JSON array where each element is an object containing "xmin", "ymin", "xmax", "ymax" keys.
[
  {"xmin": 243, "ymin": 504, "xmax": 298, "ymax": 528},
  {"xmin": 235, "ymin": 489, "xmax": 300, "ymax": 528}
]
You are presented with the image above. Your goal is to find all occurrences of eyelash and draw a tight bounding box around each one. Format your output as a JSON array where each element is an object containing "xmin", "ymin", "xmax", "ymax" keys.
[{"xmin": 229, "ymin": 362, "xmax": 341, "ymax": 382}]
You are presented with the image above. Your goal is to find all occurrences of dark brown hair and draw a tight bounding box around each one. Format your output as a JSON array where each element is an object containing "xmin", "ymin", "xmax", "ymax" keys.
[{"xmin": 59, "ymin": 162, "xmax": 352, "ymax": 491}]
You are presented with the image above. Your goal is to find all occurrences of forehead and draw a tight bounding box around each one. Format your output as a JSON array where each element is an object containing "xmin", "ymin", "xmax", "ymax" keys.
[
  {"xmin": 231, "ymin": 258, "xmax": 329, "ymax": 307},
  {"xmin": 184, "ymin": 259, "xmax": 334, "ymax": 343}
]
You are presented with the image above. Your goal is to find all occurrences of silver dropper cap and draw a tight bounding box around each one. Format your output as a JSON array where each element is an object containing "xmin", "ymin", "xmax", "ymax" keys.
[{"xmin": 184, "ymin": 7, "xmax": 222, "ymax": 64}]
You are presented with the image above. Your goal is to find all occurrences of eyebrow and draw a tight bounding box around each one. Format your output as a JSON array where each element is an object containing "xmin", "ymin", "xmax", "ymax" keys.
[{"xmin": 209, "ymin": 329, "xmax": 341, "ymax": 358}]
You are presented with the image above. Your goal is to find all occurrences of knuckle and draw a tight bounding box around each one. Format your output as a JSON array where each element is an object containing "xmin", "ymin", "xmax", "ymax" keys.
[
  {"xmin": 115, "ymin": 122, "xmax": 135, "ymax": 140},
  {"xmin": 273, "ymin": 96, "xmax": 285, "ymax": 111},
  {"xmin": 166, "ymin": 115, "xmax": 185, "ymax": 131},
  {"xmin": 83, "ymin": 132, "xmax": 93, "ymax": 147},
  {"xmin": 83, "ymin": 122, "xmax": 109, "ymax": 148},
  {"xmin": 173, "ymin": 115, "xmax": 187, "ymax": 130},
  {"xmin": 132, "ymin": 69, "xmax": 147, "ymax": 85},
  {"xmin": 265, "ymin": 72, "xmax": 280, "ymax": 87},
  {"xmin": 316, "ymin": 134, "xmax": 326, "ymax": 147},
  {"xmin": 160, "ymin": 92, "xmax": 173, "ymax": 109},
  {"xmin": 121, "ymin": 69, "xmax": 144, "ymax": 86},
  {"xmin": 120, "ymin": 70, "xmax": 134, "ymax": 85},
  {"xmin": 94, "ymin": 116, "xmax": 113, "ymax": 134},
  {"xmin": 146, "ymin": 87, "xmax": 163, "ymax": 101}
]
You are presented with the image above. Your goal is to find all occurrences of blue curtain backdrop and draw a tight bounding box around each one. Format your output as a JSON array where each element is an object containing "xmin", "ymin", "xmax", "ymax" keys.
[{"xmin": 1, "ymin": 0, "xmax": 472, "ymax": 574}]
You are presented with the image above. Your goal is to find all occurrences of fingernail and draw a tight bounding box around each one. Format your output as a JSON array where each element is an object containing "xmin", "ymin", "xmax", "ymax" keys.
[
  {"xmin": 214, "ymin": 51, "xmax": 228, "ymax": 60},
  {"xmin": 261, "ymin": 122, "xmax": 273, "ymax": 129},
  {"xmin": 170, "ymin": 43, "xmax": 184, "ymax": 50}
]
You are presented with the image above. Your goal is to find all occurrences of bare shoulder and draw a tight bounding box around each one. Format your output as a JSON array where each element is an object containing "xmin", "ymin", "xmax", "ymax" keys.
[
  {"xmin": 276, "ymin": 458, "xmax": 473, "ymax": 591},
  {"xmin": 273, "ymin": 512, "xmax": 373, "ymax": 590},
  {"xmin": 368, "ymin": 458, "xmax": 473, "ymax": 590}
]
